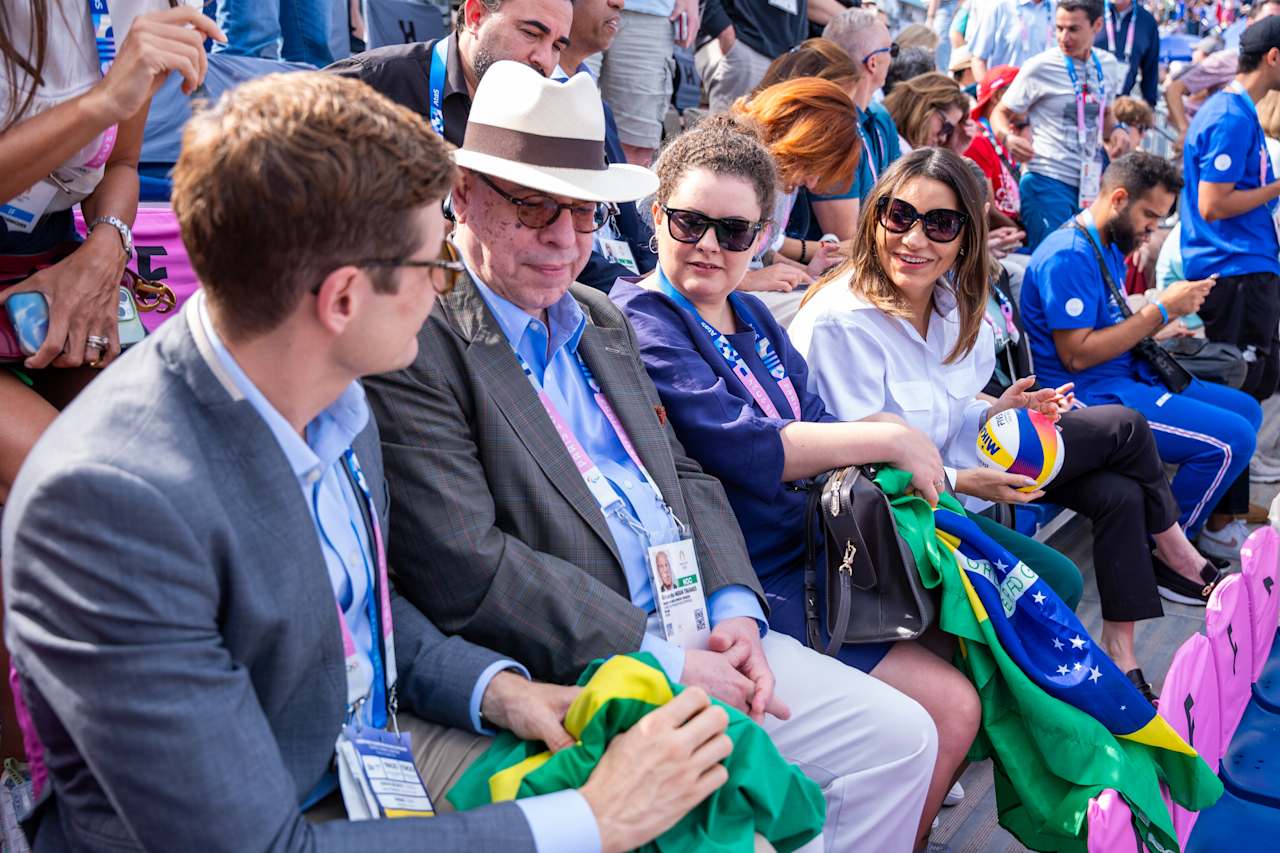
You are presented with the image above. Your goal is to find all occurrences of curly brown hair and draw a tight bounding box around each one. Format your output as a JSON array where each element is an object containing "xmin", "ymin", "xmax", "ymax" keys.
[
  {"xmin": 802, "ymin": 147, "xmax": 990, "ymax": 364},
  {"xmin": 653, "ymin": 112, "xmax": 778, "ymax": 221},
  {"xmin": 882, "ymin": 72, "xmax": 970, "ymax": 149},
  {"xmin": 172, "ymin": 72, "xmax": 456, "ymax": 340}
]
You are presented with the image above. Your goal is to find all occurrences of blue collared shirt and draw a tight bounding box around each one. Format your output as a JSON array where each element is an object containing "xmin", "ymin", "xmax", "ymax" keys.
[
  {"xmin": 196, "ymin": 297, "xmax": 597, "ymax": 850},
  {"xmin": 472, "ymin": 277, "xmax": 767, "ymax": 681},
  {"xmin": 969, "ymin": 0, "xmax": 1054, "ymax": 68}
]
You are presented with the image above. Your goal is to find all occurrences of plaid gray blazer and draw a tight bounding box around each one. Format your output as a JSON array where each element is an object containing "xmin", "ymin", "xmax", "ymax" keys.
[{"xmin": 366, "ymin": 275, "xmax": 765, "ymax": 683}]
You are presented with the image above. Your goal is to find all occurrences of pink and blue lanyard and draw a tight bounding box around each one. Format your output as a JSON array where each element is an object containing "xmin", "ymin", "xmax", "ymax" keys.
[
  {"xmin": 509, "ymin": 337, "xmax": 670, "ymax": 528},
  {"xmin": 657, "ymin": 269, "xmax": 802, "ymax": 421},
  {"xmin": 1064, "ymin": 50, "xmax": 1106, "ymax": 159},
  {"xmin": 1104, "ymin": 3, "xmax": 1136, "ymax": 61},
  {"xmin": 331, "ymin": 450, "xmax": 398, "ymax": 729}
]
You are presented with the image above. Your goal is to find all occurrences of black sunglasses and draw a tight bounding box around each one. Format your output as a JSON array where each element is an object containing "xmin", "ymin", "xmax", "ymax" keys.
[
  {"xmin": 876, "ymin": 197, "xmax": 967, "ymax": 243},
  {"xmin": 861, "ymin": 42, "xmax": 899, "ymax": 66},
  {"xmin": 476, "ymin": 171, "xmax": 616, "ymax": 233},
  {"xmin": 662, "ymin": 206, "xmax": 764, "ymax": 253},
  {"xmin": 316, "ymin": 241, "xmax": 464, "ymax": 295},
  {"xmin": 936, "ymin": 112, "xmax": 956, "ymax": 147}
]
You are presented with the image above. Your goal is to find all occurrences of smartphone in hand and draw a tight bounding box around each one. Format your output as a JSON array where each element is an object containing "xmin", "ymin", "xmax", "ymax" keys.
[{"xmin": 5, "ymin": 292, "xmax": 50, "ymax": 357}]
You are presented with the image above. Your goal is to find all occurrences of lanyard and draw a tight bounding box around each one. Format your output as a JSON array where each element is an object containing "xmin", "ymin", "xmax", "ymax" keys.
[
  {"xmin": 427, "ymin": 38, "xmax": 448, "ymax": 136},
  {"xmin": 1105, "ymin": 3, "xmax": 1137, "ymax": 60},
  {"xmin": 1226, "ymin": 80, "xmax": 1272, "ymax": 189},
  {"xmin": 84, "ymin": 0, "xmax": 119, "ymax": 168},
  {"xmin": 859, "ymin": 109, "xmax": 884, "ymax": 183},
  {"xmin": 979, "ymin": 118, "xmax": 1019, "ymax": 178},
  {"xmin": 656, "ymin": 269, "xmax": 802, "ymax": 421},
  {"xmin": 1064, "ymin": 49, "xmax": 1106, "ymax": 156},
  {"xmin": 509, "ymin": 336, "xmax": 667, "ymax": 518},
  {"xmin": 333, "ymin": 450, "xmax": 398, "ymax": 729}
]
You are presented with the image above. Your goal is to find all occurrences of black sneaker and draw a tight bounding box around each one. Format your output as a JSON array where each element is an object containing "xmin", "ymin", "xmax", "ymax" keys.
[{"xmin": 1153, "ymin": 558, "xmax": 1225, "ymax": 606}]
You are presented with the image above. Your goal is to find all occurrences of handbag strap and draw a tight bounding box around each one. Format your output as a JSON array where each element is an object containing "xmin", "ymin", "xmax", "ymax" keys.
[
  {"xmin": 1071, "ymin": 221, "xmax": 1135, "ymax": 320},
  {"xmin": 802, "ymin": 481, "xmax": 826, "ymax": 653}
]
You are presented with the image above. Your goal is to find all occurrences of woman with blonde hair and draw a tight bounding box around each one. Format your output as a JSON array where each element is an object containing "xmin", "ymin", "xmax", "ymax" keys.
[{"xmin": 883, "ymin": 71, "xmax": 977, "ymax": 154}]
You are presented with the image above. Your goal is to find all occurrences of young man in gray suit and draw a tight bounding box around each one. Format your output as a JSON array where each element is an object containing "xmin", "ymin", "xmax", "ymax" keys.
[
  {"xmin": 1, "ymin": 72, "xmax": 732, "ymax": 853},
  {"xmin": 366, "ymin": 60, "xmax": 940, "ymax": 852}
]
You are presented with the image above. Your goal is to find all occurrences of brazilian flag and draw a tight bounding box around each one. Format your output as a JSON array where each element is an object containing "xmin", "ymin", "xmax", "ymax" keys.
[
  {"xmin": 876, "ymin": 467, "xmax": 1222, "ymax": 852},
  {"xmin": 448, "ymin": 652, "xmax": 825, "ymax": 852}
]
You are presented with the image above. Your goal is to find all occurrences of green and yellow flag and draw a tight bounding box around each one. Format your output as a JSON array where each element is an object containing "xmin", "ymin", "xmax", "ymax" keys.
[
  {"xmin": 448, "ymin": 653, "xmax": 825, "ymax": 852},
  {"xmin": 877, "ymin": 467, "xmax": 1222, "ymax": 852}
]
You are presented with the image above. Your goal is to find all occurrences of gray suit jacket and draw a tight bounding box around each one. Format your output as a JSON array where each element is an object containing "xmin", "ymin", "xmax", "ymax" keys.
[
  {"xmin": 365, "ymin": 277, "xmax": 765, "ymax": 683},
  {"xmin": 1, "ymin": 302, "xmax": 535, "ymax": 852}
]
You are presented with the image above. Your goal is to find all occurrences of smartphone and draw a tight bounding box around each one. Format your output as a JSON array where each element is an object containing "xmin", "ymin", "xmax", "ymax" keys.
[
  {"xmin": 5, "ymin": 292, "xmax": 50, "ymax": 357},
  {"xmin": 674, "ymin": 11, "xmax": 688, "ymax": 44},
  {"xmin": 118, "ymin": 286, "xmax": 146, "ymax": 347}
]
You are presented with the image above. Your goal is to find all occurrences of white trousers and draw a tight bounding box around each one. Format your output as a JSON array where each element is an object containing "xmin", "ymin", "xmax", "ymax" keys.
[{"xmin": 759, "ymin": 631, "xmax": 938, "ymax": 853}]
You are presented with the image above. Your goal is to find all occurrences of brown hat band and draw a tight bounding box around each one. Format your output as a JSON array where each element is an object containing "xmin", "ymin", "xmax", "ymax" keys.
[{"xmin": 462, "ymin": 123, "xmax": 608, "ymax": 171}]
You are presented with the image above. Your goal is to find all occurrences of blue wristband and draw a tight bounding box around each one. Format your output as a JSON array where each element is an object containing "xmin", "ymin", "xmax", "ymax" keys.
[{"xmin": 1154, "ymin": 301, "xmax": 1169, "ymax": 324}]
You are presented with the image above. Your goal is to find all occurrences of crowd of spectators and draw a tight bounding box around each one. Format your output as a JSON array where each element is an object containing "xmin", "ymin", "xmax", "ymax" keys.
[{"xmin": 3, "ymin": 0, "xmax": 1280, "ymax": 850}]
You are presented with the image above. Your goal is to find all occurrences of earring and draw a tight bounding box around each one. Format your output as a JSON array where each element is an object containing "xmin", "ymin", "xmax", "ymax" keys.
[{"xmin": 648, "ymin": 234, "xmax": 659, "ymax": 254}]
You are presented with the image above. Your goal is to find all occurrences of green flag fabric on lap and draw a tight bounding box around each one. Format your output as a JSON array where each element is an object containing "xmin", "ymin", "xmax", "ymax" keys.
[
  {"xmin": 448, "ymin": 652, "xmax": 825, "ymax": 853},
  {"xmin": 874, "ymin": 467, "xmax": 1222, "ymax": 852}
]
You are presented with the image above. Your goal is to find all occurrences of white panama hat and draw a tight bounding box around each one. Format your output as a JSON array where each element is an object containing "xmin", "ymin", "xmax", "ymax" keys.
[{"xmin": 453, "ymin": 60, "xmax": 658, "ymax": 204}]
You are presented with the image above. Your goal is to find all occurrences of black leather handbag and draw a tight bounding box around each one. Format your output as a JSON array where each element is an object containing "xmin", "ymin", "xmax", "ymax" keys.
[{"xmin": 802, "ymin": 466, "xmax": 935, "ymax": 655}]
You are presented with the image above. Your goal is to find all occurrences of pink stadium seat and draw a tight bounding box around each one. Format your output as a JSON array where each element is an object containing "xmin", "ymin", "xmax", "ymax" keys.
[
  {"xmin": 1158, "ymin": 633, "xmax": 1222, "ymax": 846},
  {"xmin": 1241, "ymin": 525, "xmax": 1280, "ymax": 682},
  {"xmin": 1086, "ymin": 789, "xmax": 1142, "ymax": 853},
  {"xmin": 1206, "ymin": 575, "xmax": 1254, "ymax": 747}
]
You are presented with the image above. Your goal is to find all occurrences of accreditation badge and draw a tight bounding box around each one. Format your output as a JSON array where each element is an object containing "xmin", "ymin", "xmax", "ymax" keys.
[
  {"xmin": 336, "ymin": 725, "xmax": 435, "ymax": 820},
  {"xmin": 599, "ymin": 238, "xmax": 639, "ymax": 274},
  {"xmin": 0, "ymin": 181, "xmax": 57, "ymax": 234},
  {"xmin": 1078, "ymin": 154, "xmax": 1104, "ymax": 209},
  {"xmin": 647, "ymin": 538, "xmax": 711, "ymax": 650}
]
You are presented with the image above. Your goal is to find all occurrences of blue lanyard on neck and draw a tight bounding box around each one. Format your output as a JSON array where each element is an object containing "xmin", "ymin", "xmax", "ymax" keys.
[
  {"xmin": 654, "ymin": 268, "xmax": 797, "ymax": 404},
  {"xmin": 89, "ymin": 0, "xmax": 118, "ymax": 73},
  {"xmin": 427, "ymin": 38, "xmax": 448, "ymax": 136}
]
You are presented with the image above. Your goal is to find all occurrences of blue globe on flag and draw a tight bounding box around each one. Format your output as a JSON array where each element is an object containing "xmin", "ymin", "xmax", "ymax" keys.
[{"xmin": 976, "ymin": 408, "xmax": 1064, "ymax": 493}]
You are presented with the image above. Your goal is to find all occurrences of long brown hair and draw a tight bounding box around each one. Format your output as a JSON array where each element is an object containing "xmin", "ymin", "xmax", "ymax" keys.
[
  {"xmin": 801, "ymin": 147, "xmax": 989, "ymax": 364},
  {"xmin": 882, "ymin": 72, "xmax": 969, "ymax": 149},
  {"xmin": 1, "ymin": 0, "xmax": 49, "ymax": 130},
  {"xmin": 751, "ymin": 38, "xmax": 862, "ymax": 97}
]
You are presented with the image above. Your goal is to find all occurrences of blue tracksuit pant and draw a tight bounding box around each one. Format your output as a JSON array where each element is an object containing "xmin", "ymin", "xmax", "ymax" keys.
[{"xmin": 1082, "ymin": 378, "xmax": 1260, "ymax": 538}]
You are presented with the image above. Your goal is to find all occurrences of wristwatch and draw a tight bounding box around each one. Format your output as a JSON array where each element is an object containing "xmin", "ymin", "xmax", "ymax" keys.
[{"xmin": 89, "ymin": 215, "xmax": 133, "ymax": 261}]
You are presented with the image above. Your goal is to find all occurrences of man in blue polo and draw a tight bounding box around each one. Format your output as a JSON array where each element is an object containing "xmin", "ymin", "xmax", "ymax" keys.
[{"xmin": 1180, "ymin": 15, "xmax": 1280, "ymax": 402}]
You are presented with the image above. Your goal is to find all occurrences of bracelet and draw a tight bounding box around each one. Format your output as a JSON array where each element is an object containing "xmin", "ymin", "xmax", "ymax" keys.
[
  {"xmin": 1153, "ymin": 300, "xmax": 1170, "ymax": 324},
  {"xmin": 798, "ymin": 239, "xmax": 809, "ymax": 264}
]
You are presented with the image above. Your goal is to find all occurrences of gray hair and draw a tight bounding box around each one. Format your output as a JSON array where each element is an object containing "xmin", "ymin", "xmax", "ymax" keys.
[{"xmin": 823, "ymin": 8, "xmax": 882, "ymax": 63}]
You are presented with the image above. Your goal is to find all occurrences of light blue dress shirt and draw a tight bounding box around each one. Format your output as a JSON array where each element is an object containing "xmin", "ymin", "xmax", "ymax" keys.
[
  {"xmin": 471, "ymin": 278, "xmax": 768, "ymax": 682},
  {"xmin": 969, "ymin": 0, "xmax": 1054, "ymax": 69},
  {"xmin": 197, "ymin": 297, "xmax": 595, "ymax": 851}
]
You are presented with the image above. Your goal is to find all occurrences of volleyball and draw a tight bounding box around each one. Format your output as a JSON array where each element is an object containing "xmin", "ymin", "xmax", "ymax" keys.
[{"xmin": 976, "ymin": 408, "xmax": 1064, "ymax": 493}]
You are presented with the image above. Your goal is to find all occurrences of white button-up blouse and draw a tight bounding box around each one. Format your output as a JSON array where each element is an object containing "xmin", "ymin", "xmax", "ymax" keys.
[{"xmin": 789, "ymin": 273, "xmax": 996, "ymax": 480}]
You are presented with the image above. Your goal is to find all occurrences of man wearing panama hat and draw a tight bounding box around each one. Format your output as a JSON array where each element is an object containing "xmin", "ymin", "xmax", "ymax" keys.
[{"xmin": 367, "ymin": 60, "xmax": 940, "ymax": 852}]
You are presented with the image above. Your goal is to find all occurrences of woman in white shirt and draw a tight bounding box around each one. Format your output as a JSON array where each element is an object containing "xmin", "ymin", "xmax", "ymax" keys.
[
  {"xmin": 791, "ymin": 148, "xmax": 1229, "ymax": 698},
  {"xmin": 0, "ymin": 1, "xmax": 221, "ymax": 503}
]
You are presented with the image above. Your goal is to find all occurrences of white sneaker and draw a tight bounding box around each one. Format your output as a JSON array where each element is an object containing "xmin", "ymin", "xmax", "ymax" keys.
[
  {"xmin": 943, "ymin": 781, "xmax": 965, "ymax": 807},
  {"xmin": 1198, "ymin": 519, "xmax": 1250, "ymax": 562}
]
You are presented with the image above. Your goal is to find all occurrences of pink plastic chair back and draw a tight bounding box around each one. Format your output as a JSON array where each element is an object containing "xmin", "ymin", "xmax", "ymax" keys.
[
  {"xmin": 1206, "ymin": 574, "xmax": 1254, "ymax": 745},
  {"xmin": 1086, "ymin": 789, "xmax": 1142, "ymax": 853},
  {"xmin": 1241, "ymin": 525, "xmax": 1280, "ymax": 681},
  {"xmin": 1158, "ymin": 633, "xmax": 1222, "ymax": 847},
  {"xmin": 75, "ymin": 204, "xmax": 198, "ymax": 333}
]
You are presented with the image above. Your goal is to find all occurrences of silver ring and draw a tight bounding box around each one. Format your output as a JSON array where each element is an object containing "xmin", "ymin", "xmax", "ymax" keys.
[{"xmin": 86, "ymin": 335, "xmax": 109, "ymax": 351}]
